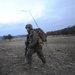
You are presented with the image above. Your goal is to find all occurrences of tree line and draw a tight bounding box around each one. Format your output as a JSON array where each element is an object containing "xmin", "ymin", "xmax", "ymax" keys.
[
  {"xmin": 2, "ymin": 34, "xmax": 26, "ymax": 40},
  {"xmin": 3, "ymin": 34, "xmax": 13, "ymax": 40},
  {"xmin": 46, "ymin": 25, "xmax": 75, "ymax": 36},
  {"xmin": 1, "ymin": 25, "xmax": 75, "ymax": 40}
]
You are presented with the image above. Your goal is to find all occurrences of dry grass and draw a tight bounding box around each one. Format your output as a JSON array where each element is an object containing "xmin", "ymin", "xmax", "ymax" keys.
[{"xmin": 0, "ymin": 36, "xmax": 75, "ymax": 75}]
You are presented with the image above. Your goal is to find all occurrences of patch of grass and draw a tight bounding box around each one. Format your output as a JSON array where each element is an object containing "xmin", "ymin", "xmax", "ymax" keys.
[{"xmin": 0, "ymin": 36, "xmax": 75, "ymax": 75}]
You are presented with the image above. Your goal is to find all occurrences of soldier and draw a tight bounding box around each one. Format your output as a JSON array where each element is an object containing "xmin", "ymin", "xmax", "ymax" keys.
[{"xmin": 25, "ymin": 24, "xmax": 46, "ymax": 69}]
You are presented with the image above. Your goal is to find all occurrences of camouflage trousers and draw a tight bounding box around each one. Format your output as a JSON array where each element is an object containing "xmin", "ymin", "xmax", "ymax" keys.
[{"xmin": 25, "ymin": 45, "xmax": 46, "ymax": 65}]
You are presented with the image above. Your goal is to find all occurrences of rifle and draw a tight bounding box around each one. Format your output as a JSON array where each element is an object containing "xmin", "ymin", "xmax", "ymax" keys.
[
  {"xmin": 25, "ymin": 42, "xmax": 28, "ymax": 56},
  {"xmin": 25, "ymin": 35, "xmax": 29, "ymax": 56}
]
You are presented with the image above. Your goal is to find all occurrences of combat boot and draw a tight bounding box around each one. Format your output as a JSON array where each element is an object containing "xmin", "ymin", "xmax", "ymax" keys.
[
  {"xmin": 41, "ymin": 62, "xmax": 48, "ymax": 68},
  {"xmin": 25, "ymin": 64, "xmax": 32, "ymax": 70}
]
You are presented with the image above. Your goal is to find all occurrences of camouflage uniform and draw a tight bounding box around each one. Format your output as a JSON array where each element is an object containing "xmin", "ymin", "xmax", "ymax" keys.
[{"xmin": 25, "ymin": 24, "xmax": 46, "ymax": 67}]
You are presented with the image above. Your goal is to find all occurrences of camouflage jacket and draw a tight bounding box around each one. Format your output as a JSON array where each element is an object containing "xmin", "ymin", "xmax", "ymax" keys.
[{"xmin": 27, "ymin": 30, "xmax": 39, "ymax": 48}]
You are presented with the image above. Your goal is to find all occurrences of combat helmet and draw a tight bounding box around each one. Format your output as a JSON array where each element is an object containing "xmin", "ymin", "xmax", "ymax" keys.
[{"xmin": 25, "ymin": 24, "xmax": 33, "ymax": 29}]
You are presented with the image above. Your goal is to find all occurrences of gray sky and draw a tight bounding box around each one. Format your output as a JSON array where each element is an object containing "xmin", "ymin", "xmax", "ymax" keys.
[{"xmin": 0, "ymin": 0, "xmax": 75, "ymax": 36}]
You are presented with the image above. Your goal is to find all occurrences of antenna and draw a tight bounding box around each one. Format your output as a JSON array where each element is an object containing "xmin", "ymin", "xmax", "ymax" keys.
[{"xmin": 21, "ymin": 10, "xmax": 39, "ymax": 28}]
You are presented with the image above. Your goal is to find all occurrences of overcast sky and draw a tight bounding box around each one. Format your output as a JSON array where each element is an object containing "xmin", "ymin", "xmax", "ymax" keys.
[{"xmin": 0, "ymin": 0, "xmax": 75, "ymax": 36}]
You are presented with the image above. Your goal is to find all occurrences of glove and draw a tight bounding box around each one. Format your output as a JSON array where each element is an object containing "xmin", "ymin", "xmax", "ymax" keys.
[
  {"xmin": 28, "ymin": 44, "xmax": 32, "ymax": 48},
  {"xmin": 28, "ymin": 45, "xmax": 30, "ymax": 48}
]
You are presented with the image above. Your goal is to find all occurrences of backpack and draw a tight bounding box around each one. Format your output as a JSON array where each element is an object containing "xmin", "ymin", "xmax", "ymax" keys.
[{"xmin": 33, "ymin": 28, "xmax": 47, "ymax": 45}]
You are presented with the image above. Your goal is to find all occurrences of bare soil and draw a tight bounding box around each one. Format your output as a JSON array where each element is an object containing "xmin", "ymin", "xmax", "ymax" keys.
[{"xmin": 0, "ymin": 36, "xmax": 75, "ymax": 75}]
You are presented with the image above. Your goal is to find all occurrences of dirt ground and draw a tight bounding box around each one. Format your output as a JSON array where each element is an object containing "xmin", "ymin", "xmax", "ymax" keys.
[{"xmin": 0, "ymin": 36, "xmax": 75, "ymax": 75}]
